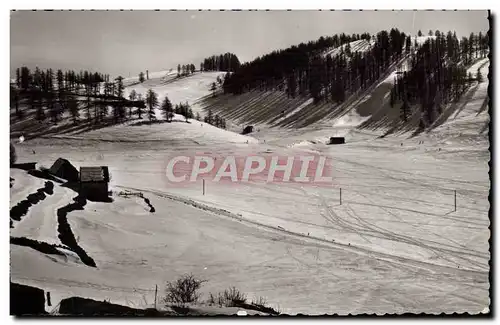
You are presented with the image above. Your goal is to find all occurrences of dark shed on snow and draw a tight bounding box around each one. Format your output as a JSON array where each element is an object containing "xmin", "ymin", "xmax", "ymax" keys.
[
  {"xmin": 79, "ymin": 166, "xmax": 109, "ymax": 201},
  {"xmin": 59, "ymin": 296, "xmax": 160, "ymax": 316},
  {"xmin": 49, "ymin": 158, "xmax": 79, "ymax": 182},
  {"xmin": 10, "ymin": 282, "xmax": 46, "ymax": 316},
  {"xmin": 242, "ymin": 125, "xmax": 254, "ymax": 135},
  {"xmin": 329, "ymin": 137, "xmax": 345, "ymax": 145}
]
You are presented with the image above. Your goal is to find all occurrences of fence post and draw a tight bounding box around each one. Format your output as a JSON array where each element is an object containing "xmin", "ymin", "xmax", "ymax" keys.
[
  {"xmin": 154, "ymin": 284, "xmax": 158, "ymax": 309},
  {"xmin": 454, "ymin": 190, "xmax": 457, "ymax": 212}
]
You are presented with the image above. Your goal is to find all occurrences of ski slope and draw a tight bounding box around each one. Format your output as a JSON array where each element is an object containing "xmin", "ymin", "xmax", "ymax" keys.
[
  {"xmin": 124, "ymin": 71, "xmax": 226, "ymax": 118},
  {"xmin": 323, "ymin": 39, "xmax": 373, "ymax": 58},
  {"xmin": 10, "ymin": 59, "xmax": 490, "ymax": 315}
]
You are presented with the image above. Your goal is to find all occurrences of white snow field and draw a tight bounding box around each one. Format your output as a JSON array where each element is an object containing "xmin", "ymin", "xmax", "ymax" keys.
[
  {"xmin": 10, "ymin": 61, "xmax": 490, "ymax": 315},
  {"xmin": 323, "ymin": 39, "xmax": 373, "ymax": 58},
  {"xmin": 124, "ymin": 71, "xmax": 226, "ymax": 117}
]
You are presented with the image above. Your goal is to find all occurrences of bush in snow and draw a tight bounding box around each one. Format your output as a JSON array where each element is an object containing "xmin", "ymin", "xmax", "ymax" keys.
[
  {"xmin": 208, "ymin": 286, "xmax": 247, "ymax": 307},
  {"xmin": 162, "ymin": 274, "xmax": 206, "ymax": 307}
]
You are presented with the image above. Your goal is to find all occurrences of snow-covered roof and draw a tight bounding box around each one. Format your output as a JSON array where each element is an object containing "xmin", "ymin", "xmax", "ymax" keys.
[{"xmin": 80, "ymin": 166, "xmax": 109, "ymax": 183}]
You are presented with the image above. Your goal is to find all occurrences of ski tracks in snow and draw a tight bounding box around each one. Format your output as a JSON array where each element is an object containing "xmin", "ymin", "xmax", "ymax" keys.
[{"xmin": 116, "ymin": 184, "xmax": 487, "ymax": 281}]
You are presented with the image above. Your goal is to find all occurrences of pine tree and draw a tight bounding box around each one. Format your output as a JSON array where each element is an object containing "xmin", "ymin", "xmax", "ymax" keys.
[
  {"xmin": 309, "ymin": 55, "xmax": 324, "ymax": 104},
  {"xmin": 477, "ymin": 67, "xmax": 483, "ymax": 83},
  {"xmin": 469, "ymin": 32, "xmax": 476, "ymax": 62},
  {"xmin": 210, "ymin": 82, "xmax": 217, "ymax": 97},
  {"xmin": 20, "ymin": 66, "xmax": 32, "ymax": 90},
  {"xmin": 98, "ymin": 101, "xmax": 108, "ymax": 122},
  {"xmin": 67, "ymin": 95, "xmax": 80, "ymax": 124},
  {"xmin": 180, "ymin": 102, "xmax": 192, "ymax": 122},
  {"xmin": 400, "ymin": 98, "xmax": 409, "ymax": 122},
  {"xmin": 111, "ymin": 103, "xmax": 120, "ymax": 123},
  {"xmin": 207, "ymin": 109, "xmax": 213, "ymax": 125},
  {"xmin": 31, "ymin": 88, "xmax": 44, "ymax": 122},
  {"xmin": 160, "ymin": 95, "xmax": 174, "ymax": 122},
  {"xmin": 48, "ymin": 92, "xmax": 60, "ymax": 124},
  {"xmin": 145, "ymin": 89, "xmax": 158, "ymax": 122},
  {"xmin": 10, "ymin": 85, "xmax": 21, "ymax": 119},
  {"xmin": 56, "ymin": 69, "xmax": 64, "ymax": 91},
  {"xmin": 195, "ymin": 112, "xmax": 201, "ymax": 121},
  {"xmin": 15, "ymin": 68, "xmax": 21, "ymax": 89},
  {"xmin": 222, "ymin": 72, "xmax": 231, "ymax": 94},
  {"xmin": 177, "ymin": 64, "xmax": 181, "ymax": 77},
  {"xmin": 136, "ymin": 93, "xmax": 144, "ymax": 119},
  {"xmin": 115, "ymin": 76, "xmax": 124, "ymax": 98},
  {"xmin": 128, "ymin": 89, "xmax": 137, "ymax": 100},
  {"xmin": 405, "ymin": 35, "xmax": 412, "ymax": 53},
  {"xmin": 286, "ymin": 73, "xmax": 297, "ymax": 98},
  {"xmin": 417, "ymin": 30, "xmax": 423, "ymax": 37},
  {"xmin": 139, "ymin": 72, "xmax": 145, "ymax": 83},
  {"xmin": 128, "ymin": 89, "xmax": 137, "ymax": 118}
]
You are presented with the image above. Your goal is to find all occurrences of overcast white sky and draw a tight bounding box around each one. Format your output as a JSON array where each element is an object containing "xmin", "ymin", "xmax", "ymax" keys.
[{"xmin": 10, "ymin": 10, "xmax": 489, "ymax": 77}]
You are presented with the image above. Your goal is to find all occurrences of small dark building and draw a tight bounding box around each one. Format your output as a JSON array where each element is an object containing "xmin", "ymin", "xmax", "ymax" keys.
[
  {"xmin": 10, "ymin": 282, "xmax": 46, "ymax": 316},
  {"xmin": 242, "ymin": 125, "xmax": 254, "ymax": 135},
  {"xmin": 79, "ymin": 166, "xmax": 110, "ymax": 201},
  {"xmin": 49, "ymin": 158, "xmax": 79, "ymax": 182},
  {"xmin": 329, "ymin": 137, "xmax": 345, "ymax": 145},
  {"xmin": 59, "ymin": 296, "xmax": 153, "ymax": 316}
]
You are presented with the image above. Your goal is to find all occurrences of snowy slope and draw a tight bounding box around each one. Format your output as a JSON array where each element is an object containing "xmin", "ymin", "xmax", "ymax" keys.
[
  {"xmin": 123, "ymin": 69, "xmax": 178, "ymax": 86},
  {"xmin": 10, "ymin": 168, "xmax": 45, "ymax": 209},
  {"xmin": 10, "ymin": 172, "xmax": 75, "ymax": 245},
  {"xmin": 124, "ymin": 71, "xmax": 226, "ymax": 118},
  {"xmin": 323, "ymin": 39, "xmax": 372, "ymax": 58},
  {"xmin": 428, "ymin": 58, "xmax": 489, "ymax": 145},
  {"xmin": 48, "ymin": 114, "xmax": 258, "ymax": 145},
  {"xmin": 10, "ymin": 57, "xmax": 490, "ymax": 315}
]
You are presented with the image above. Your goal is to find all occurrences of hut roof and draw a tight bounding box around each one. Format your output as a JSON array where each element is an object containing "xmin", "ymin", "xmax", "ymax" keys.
[
  {"xmin": 50, "ymin": 158, "xmax": 73, "ymax": 173},
  {"xmin": 80, "ymin": 167, "xmax": 109, "ymax": 183}
]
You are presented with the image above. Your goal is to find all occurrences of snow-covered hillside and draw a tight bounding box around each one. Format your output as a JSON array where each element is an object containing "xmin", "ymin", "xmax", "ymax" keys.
[
  {"xmin": 323, "ymin": 39, "xmax": 373, "ymax": 58},
  {"xmin": 124, "ymin": 71, "xmax": 226, "ymax": 117},
  {"xmin": 10, "ymin": 56, "xmax": 490, "ymax": 315},
  {"xmin": 46, "ymin": 113, "xmax": 258, "ymax": 145}
]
